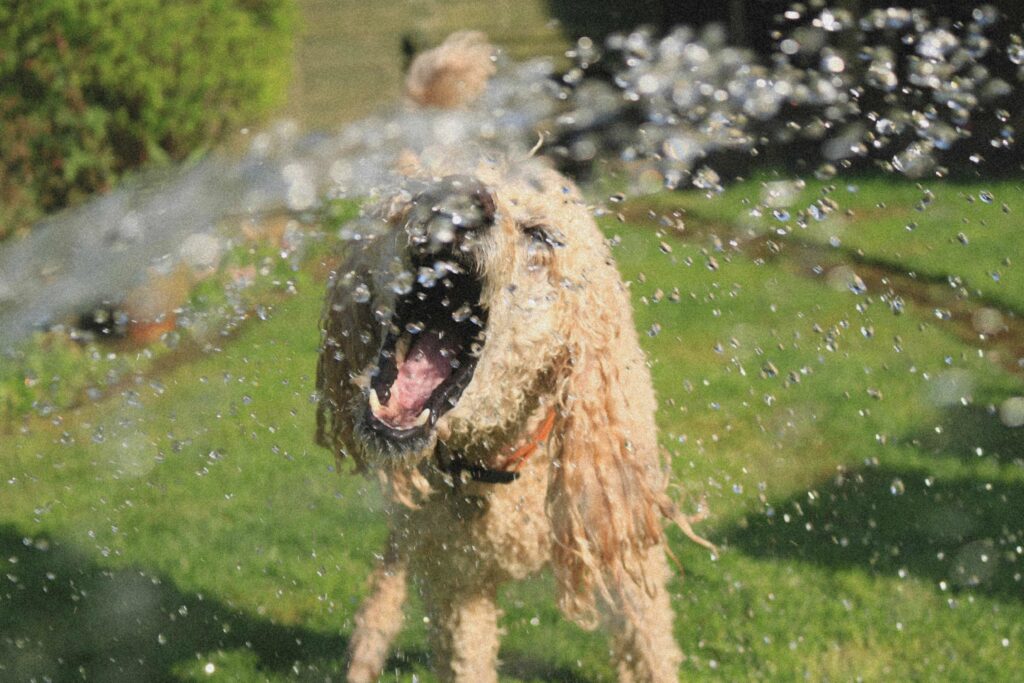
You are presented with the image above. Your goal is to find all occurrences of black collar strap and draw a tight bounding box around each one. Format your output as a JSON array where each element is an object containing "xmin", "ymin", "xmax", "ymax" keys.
[
  {"xmin": 435, "ymin": 441, "xmax": 521, "ymax": 485},
  {"xmin": 440, "ymin": 457, "xmax": 521, "ymax": 484},
  {"xmin": 433, "ymin": 408, "xmax": 555, "ymax": 486}
]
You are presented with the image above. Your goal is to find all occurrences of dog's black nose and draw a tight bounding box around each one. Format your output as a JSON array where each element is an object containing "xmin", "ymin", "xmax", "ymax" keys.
[{"xmin": 406, "ymin": 175, "xmax": 495, "ymax": 252}]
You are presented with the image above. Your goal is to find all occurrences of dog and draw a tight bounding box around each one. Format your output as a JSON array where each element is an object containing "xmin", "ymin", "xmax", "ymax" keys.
[
  {"xmin": 404, "ymin": 30, "xmax": 495, "ymax": 109},
  {"xmin": 315, "ymin": 34, "xmax": 712, "ymax": 683}
]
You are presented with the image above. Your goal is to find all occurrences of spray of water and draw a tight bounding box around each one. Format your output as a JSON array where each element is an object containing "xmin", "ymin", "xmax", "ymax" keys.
[{"xmin": 0, "ymin": 5, "xmax": 1017, "ymax": 348}]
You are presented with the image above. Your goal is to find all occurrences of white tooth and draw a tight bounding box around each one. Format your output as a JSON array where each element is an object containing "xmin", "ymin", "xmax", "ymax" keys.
[
  {"xmin": 369, "ymin": 390, "xmax": 383, "ymax": 413},
  {"xmin": 413, "ymin": 408, "xmax": 430, "ymax": 427},
  {"xmin": 395, "ymin": 335, "xmax": 410, "ymax": 365}
]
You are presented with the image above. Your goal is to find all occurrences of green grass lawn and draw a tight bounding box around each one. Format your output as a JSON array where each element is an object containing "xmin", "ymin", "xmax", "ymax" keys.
[
  {"xmin": 2, "ymin": 179, "xmax": 1023, "ymax": 680},
  {"xmin": 634, "ymin": 174, "xmax": 1024, "ymax": 314}
]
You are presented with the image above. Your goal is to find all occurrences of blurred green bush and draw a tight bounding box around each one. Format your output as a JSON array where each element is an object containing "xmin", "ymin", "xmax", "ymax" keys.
[{"xmin": 0, "ymin": 0, "xmax": 295, "ymax": 239}]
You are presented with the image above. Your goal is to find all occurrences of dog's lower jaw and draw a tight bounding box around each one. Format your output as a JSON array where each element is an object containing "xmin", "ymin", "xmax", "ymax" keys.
[{"xmin": 351, "ymin": 397, "xmax": 437, "ymax": 470}]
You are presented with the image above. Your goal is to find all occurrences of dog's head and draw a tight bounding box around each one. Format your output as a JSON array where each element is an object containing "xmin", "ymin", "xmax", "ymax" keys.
[{"xmin": 317, "ymin": 160, "xmax": 603, "ymax": 469}]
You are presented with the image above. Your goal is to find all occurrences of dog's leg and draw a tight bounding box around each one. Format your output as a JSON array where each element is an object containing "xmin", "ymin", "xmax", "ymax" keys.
[
  {"xmin": 346, "ymin": 536, "xmax": 408, "ymax": 683},
  {"xmin": 422, "ymin": 583, "xmax": 501, "ymax": 683},
  {"xmin": 606, "ymin": 547, "xmax": 683, "ymax": 683}
]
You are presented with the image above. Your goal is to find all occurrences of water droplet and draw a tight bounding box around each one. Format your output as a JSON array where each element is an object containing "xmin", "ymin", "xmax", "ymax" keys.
[
  {"xmin": 160, "ymin": 330, "xmax": 180, "ymax": 349},
  {"xmin": 451, "ymin": 304, "xmax": 473, "ymax": 323},
  {"xmin": 389, "ymin": 271, "xmax": 414, "ymax": 296},
  {"xmin": 1009, "ymin": 43, "xmax": 1024, "ymax": 65},
  {"xmin": 814, "ymin": 164, "xmax": 837, "ymax": 180},
  {"xmin": 999, "ymin": 397, "xmax": 1024, "ymax": 427}
]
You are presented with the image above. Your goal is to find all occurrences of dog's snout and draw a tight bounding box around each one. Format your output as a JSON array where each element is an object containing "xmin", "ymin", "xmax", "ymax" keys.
[{"xmin": 406, "ymin": 176, "xmax": 495, "ymax": 252}]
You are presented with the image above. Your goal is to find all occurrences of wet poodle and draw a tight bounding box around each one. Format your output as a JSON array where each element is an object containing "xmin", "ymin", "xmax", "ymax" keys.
[
  {"xmin": 315, "ymin": 33, "xmax": 710, "ymax": 683},
  {"xmin": 317, "ymin": 159, "xmax": 717, "ymax": 682}
]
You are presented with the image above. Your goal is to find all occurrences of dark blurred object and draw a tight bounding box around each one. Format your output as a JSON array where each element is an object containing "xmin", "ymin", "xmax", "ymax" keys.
[
  {"xmin": 545, "ymin": 0, "xmax": 1024, "ymax": 179},
  {"xmin": 548, "ymin": 1, "xmax": 1024, "ymax": 52},
  {"xmin": 76, "ymin": 305, "xmax": 128, "ymax": 340},
  {"xmin": 401, "ymin": 33, "xmax": 420, "ymax": 72}
]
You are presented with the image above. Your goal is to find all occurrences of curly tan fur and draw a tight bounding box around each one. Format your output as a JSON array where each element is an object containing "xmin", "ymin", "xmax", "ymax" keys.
[{"xmin": 315, "ymin": 153, "xmax": 714, "ymax": 682}]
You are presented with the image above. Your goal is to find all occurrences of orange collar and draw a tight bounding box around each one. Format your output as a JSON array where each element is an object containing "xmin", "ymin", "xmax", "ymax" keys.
[{"xmin": 500, "ymin": 407, "xmax": 557, "ymax": 473}]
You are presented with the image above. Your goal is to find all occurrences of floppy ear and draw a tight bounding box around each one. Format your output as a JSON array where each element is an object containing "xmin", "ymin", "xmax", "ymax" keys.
[
  {"xmin": 316, "ymin": 245, "xmax": 383, "ymax": 473},
  {"xmin": 546, "ymin": 263, "xmax": 668, "ymax": 627},
  {"xmin": 316, "ymin": 268, "xmax": 435, "ymax": 505},
  {"xmin": 315, "ymin": 216, "xmax": 439, "ymax": 506}
]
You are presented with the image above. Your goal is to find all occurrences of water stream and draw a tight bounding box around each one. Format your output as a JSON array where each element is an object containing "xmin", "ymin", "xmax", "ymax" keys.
[{"xmin": 1, "ymin": 5, "xmax": 1019, "ymax": 350}]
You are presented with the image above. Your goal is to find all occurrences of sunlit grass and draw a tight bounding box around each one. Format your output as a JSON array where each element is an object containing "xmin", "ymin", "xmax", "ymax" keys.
[
  {"xmin": 609, "ymin": 208, "xmax": 1024, "ymax": 679},
  {"xmin": 2, "ymin": 179, "xmax": 1023, "ymax": 680},
  {"xmin": 635, "ymin": 174, "xmax": 1024, "ymax": 313}
]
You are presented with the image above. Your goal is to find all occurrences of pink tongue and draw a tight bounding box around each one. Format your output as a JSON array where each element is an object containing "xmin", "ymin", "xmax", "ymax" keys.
[{"xmin": 374, "ymin": 332, "xmax": 455, "ymax": 428}]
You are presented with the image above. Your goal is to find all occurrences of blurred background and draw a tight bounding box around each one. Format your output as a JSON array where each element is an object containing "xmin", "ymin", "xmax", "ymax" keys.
[{"xmin": 1, "ymin": 1, "xmax": 1022, "ymax": 680}]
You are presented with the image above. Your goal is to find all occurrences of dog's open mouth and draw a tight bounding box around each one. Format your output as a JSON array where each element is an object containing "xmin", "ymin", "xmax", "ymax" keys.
[{"xmin": 365, "ymin": 263, "xmax": 487, "ymax": 441}]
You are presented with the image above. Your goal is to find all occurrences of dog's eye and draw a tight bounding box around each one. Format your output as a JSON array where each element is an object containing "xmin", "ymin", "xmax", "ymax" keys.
[{"xmin": 523, "ymin": 224, "xmax": 565, "ymax": 249}]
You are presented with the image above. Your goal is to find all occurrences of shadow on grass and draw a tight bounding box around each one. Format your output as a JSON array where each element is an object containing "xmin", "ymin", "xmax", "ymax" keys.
[
  {"xmin": 724, "ymin": 465, "xmax": 1024, "ymax": 601},
  {"xmin": 0, "ymin": 524, "xmax": 598, "ymax": 681},
  {"xmin": 908, "ymin": 404, "xmax": 1024, "ymax": 464},
  {"xmin": 0, "ymin": 524, "xmax": 359, "ymax": 680},
  {"xmin": 501, "ymin": 651, "xmax": 596, "ymax": 683}
]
